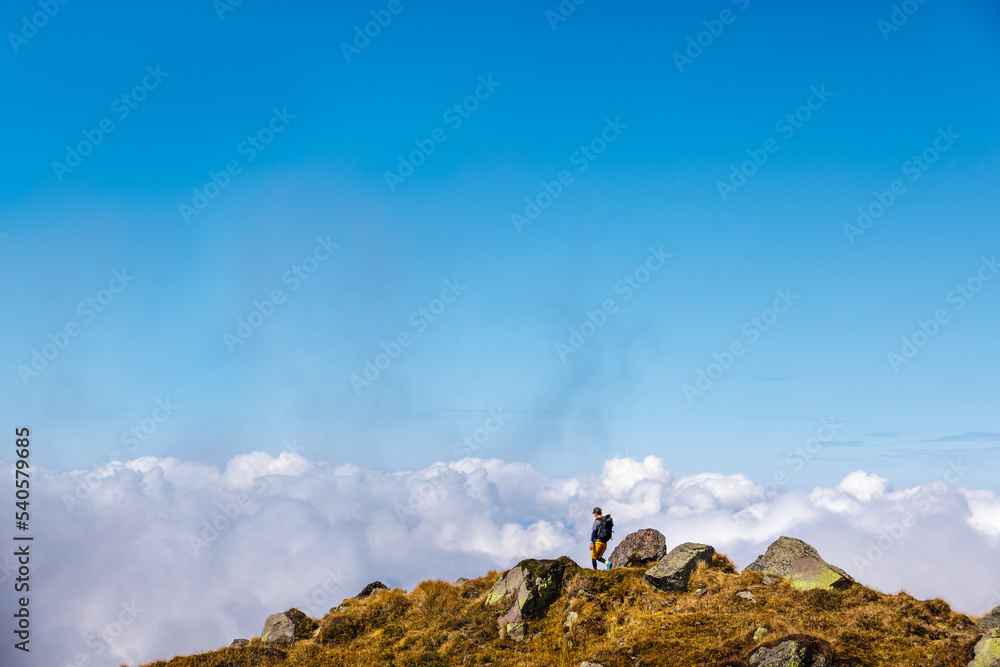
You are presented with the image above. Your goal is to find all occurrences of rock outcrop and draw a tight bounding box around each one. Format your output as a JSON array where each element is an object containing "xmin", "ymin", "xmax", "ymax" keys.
[
  {"xmin": 790, "ymin": 557, "xmax": 852, "ymax": 591},
  {"xmin": 643, "ymin": 542, "xmax": 715, "ymax": 592},
  {"xmin": 485, "ymin": 556, "xmax": 576, "ymax": 641},
  {"xmin": 745, "ymin": 536, "xmax": 853, "ymax": 589},
  {"xmin": 356, "ymin": 581, "xmax": 389, "ymax": 599},
  {"xmin": 748, "ymin": 635, "xmax": 831, "ymax": 666},
  {"xmin": 607, "ymin": 528, "xmax": 667, "ymax": 568}
]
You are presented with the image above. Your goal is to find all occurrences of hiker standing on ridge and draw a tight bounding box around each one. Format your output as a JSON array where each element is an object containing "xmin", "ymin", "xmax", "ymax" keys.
[{"xmin": 590, "ymin": 507, "xmax": 614, "ymax": 570}]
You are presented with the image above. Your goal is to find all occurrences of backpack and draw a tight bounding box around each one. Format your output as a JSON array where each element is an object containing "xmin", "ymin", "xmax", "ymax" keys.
[{"xmin": 596, "ymin": 515, "xmax": 614, "ymax": 542}]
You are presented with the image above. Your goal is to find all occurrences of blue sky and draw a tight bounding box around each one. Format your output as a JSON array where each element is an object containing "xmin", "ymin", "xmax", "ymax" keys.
[{"xmin": 2, "ymin": 0, "xmax": 1000, "ymax": 491}]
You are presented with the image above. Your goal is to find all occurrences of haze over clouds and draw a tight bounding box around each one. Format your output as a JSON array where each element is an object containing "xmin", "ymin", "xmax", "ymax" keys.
[
  {"xmin": 1, "ymin": 453, "xmax": 997, "ymax": 667},
  {"xmin": 2, "ymin": 1, "xmax": 999, "ymax": 666}
]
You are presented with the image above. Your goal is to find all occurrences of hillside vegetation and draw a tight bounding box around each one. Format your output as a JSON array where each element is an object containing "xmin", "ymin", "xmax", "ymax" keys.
[{"xmin": 140, "ymin": 551, "xmax": 986, "ymax": 667}]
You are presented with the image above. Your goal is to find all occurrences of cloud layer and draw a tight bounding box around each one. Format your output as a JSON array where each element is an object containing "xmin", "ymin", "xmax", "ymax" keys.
[{"xmin": 2, "ymin": 453, "xmax": 998, "ymax": 667}]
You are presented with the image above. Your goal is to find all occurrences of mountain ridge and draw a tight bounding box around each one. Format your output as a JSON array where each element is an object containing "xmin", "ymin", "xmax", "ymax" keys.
[{"xmin": 140, "ymin": 533, "xmax": 1000, "ymax": 667}]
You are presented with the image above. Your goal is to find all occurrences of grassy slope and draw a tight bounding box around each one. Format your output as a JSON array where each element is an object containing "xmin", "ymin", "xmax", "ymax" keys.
[{"xmin": 140, "ymin": 554, "xmax": 983, "ymax": 667}]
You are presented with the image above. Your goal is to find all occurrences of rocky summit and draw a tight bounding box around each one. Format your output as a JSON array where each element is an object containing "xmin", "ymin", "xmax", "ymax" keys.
[{"xmin": 138, "ymin": 535, "xmax": 997, "ymax": 667}]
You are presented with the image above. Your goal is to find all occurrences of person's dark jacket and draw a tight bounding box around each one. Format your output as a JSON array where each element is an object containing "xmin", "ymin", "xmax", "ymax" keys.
[{"xmin": 591, "ymin": 516, "xmax": 603, "ymax": 542}]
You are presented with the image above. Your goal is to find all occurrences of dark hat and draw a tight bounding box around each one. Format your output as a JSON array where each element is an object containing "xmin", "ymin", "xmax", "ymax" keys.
[{"xmin": 592, "ymin": 506, "xmax": 602, "ymax": 514}]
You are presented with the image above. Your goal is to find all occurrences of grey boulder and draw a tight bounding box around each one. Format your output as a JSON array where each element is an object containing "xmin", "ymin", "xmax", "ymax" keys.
[
  {"xmin": 485, "ymin": 556, "xmax": 576, "ymax": 641},
  {"xmin": 970, "ymin": 631, "xmax": 1000, "ymax": 667},
  {"xmin": 260, "ymin": 612, "xmax": 295, "ymax": 644},
  {"xmin": 980, "ymin": 606, "xmax": 1000, "ymax": 632},
  {"xmin": 744, "ymin": 536, "xmax": 853, "ymax": 585},
  {"xmin": 643, "ymin": 542, "xmax": 715, "ymax": 592},
  {"xmin": 749, "ymin": 637, "xmax": 829, "ymax": 666}
]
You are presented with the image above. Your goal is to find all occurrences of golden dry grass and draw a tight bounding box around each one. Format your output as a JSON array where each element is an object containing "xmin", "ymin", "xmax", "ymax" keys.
[{"xmin": 139, "ymin": 555, "xmax": 984, "ymax": 667}]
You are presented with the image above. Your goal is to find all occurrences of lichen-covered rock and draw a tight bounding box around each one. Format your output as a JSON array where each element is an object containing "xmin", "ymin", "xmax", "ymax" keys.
[
  {"xmin": 607, "ymin": 528, "xmax": 667, "ymax": 568},
  {"xmin": 230, "ymin": 638, "xmax": 250, "ymax": 647},
  {"xmin": 970, "ymin": 631, "xmax": 1000, "ymax": 667},
  {"xmin": 485, "ymin": 556, "xmax": 577, "ymax": 640},
  {"xmin": 744, "ymin": 536, "xmax": 853, "ymax": 587},
  {"xmin": 790, "ymin": 557, "xmax": 852, "ymax": 591},
  {"xmin": 504, "ymin": 621, "xmax": 526, "ymax": 642},
  {"xmin": 749, "ymin": 637, "xmax": 829, "ymax": 666},
  {"xmin": 643, "ymin": 542, "xmax": 715, "ymax": 592}
]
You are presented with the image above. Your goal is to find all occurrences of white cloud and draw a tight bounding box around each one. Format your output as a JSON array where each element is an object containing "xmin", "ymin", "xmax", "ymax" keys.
[
  {"xmin": 0, "ymin": 453, "xmax": 997, "ymax": 667},
  {"xmin": 837, "ymin": 469, "xmax": 891, "ymax": 502}
]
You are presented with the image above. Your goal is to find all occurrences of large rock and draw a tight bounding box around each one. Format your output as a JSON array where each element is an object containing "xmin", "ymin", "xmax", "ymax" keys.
[
  {"xmin": 980, "ymin": 606, "xmax": 1000, "ymax": 632},
  {"xmin": 643, "ymin": 542, "xmax": 714, "ymax": 592},
  {"xmin": 485, "ymin": 556, "xmax": 576, "ymax": 640},
  {"xmin": 749, "ymin": 637, "xmax": 829, "ymax": 666},
  {"xmin": 260, "ymin": 607, "xmax": 317, "ymax": 644},
  {"xmin": 261, "ymin": 613, "xmax": 295, "ymax": 644},
  {"xmin": 789, "ymin": 557, "xmax": 852, "ymax": 591},
  {"xmin": 970, "ymin": 631, "xmax": 1000, "ymax": 667},
  {"xmin": 608, "ymin": 528, "xmax": 667, "ymax": 568},
  {"xmin": 744, "ymin": 536, "xmax": 853, "ymax": 586}
]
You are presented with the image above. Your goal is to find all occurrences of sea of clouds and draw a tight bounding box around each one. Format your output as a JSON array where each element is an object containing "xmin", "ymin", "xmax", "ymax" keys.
[{"xmin": 1, "ymin": 452, "xmax": 998, "ymax": 667}]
